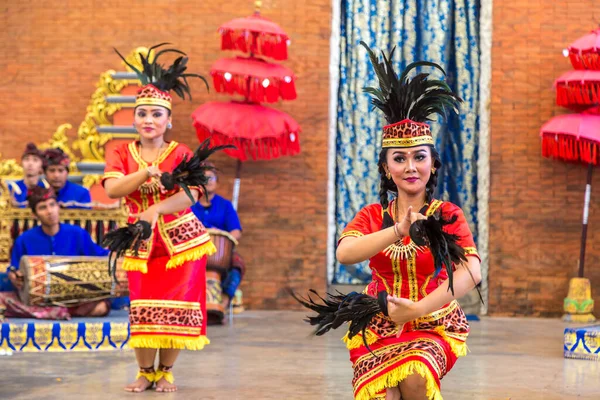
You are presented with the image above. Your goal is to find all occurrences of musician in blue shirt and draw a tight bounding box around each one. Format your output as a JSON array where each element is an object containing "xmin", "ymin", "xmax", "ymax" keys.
[
  {"xmin": 43, "ymin": 148, "xmax": 91, "ymax": 209},
  {"xmin": 3, "ymin": 187, "xmax": 122, "ymax": 317},
  {"xmin": 190, "ymin": 165, "xmax": 245, "ymax": 317},
  {"xmin": 8, "ymin": 143, "xmax": 48, "ymax": 207}
]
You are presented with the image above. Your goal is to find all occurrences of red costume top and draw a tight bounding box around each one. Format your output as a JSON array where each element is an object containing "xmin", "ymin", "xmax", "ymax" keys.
[
  {"xmin": 103, "ymin": 140, "xmax": 215, "ymax": 272},
  {"xmin": 340, "ymin": 199, "xmax": 479, "ymax": 302}
]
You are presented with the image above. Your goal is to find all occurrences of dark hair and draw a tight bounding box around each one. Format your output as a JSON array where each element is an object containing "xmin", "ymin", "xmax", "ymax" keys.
[
  {"xmin": 27, "ymin": 187, "xmax": 57, "ymax": 214},
  {"xmin": 378, "ymin": 146, "xmax": 442, "ymax": 229}
]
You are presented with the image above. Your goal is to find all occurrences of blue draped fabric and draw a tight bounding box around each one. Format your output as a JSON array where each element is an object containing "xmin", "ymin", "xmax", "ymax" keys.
[{"xmin": 334, "ymin": 0, "xmax": 480, "ymax": 283}]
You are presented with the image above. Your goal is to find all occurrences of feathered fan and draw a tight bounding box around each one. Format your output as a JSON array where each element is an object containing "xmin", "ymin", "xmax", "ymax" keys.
[
  {"xmin": 360, "ymin": 40, "xmax": 462, "ymax": 124},
  {"xmin": 115, "ymin": 42, "xmax": 208, "ymax": 99},
  {"xmin": 102, "ymin": 221, "xmax": 152, "ymax": 283},
  {"xmin": 291, "ymin": 289, "xmax": 389, "ymax": 354},
  {"xmin": 409, "ymin": 213, "xmax": 483, "ymax": 303},
  {"xmin": 160, "ymin": 139, "xmax": 237, "ymax": 203}
]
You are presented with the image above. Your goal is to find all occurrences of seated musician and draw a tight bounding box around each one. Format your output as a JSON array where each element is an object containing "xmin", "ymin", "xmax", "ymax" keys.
[
  {"xmin": 8, "ymin": 143, "xmax": 49, "ymax": 207},
  {"xmin": 190, "ymin": 164, "xmax": 244, "ymax": 312},
  {"xmin": 2, "ymin": 187, "xmax": 112, "ymax": 318},
  {"xmin": 43, "ymin": 148, "xmax": 91, "ymax": 209}
]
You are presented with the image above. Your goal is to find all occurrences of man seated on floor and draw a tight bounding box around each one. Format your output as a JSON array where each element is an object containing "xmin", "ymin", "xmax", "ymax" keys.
[
  {"xmin": 191, "ymin": 164, "xmax": 245, "ymax": 322},
  {"xmin": 43, "ymin": 148, "xmax": 91, "ymax": 209},
  {"xmin": 1, "ymin": 187, "xmax": 114, "ymax": 319},
  {"xmin": 8, "ymin": 143, "xmax": 49, "ymax": 207}
]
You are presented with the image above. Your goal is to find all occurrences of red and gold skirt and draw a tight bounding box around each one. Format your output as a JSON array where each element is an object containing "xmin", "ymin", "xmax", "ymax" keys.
[
  {"xmin": 127, "ymin": 242, "xmax": 209, "ymax": 350},
  {"xmin": 345, "ymin": 300, "xmax": 469, "ymax": 400}
]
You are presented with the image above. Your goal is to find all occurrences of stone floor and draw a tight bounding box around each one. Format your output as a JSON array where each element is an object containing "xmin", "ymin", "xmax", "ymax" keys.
[{"xmin": 0, "ymin": 311, "xmax": 598, "ymax": 400}]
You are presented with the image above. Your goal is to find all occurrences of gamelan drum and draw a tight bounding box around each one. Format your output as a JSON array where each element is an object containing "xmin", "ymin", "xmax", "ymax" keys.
[
  {"xmin": 206, "ymin": 228, "xmax": 238, "ymax": 272},
  {"xmin": 206, "ymin": 269, "xmax": 225, "ymax": 324},
  {"xmin": 18, "ymin": 255, "xmax": 128, "ymax": 307}
]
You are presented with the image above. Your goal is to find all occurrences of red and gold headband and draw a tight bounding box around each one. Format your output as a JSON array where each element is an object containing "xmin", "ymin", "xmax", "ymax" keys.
[
  {"xmin": 27, "ymin": 187, "xmax": 56, "ymax": 209},
  {"xmin": 382, "ymin": 119, "xmax": 434, "ymax": 148},
  {"xmin": 135, "ymin": 84, "xmax": 172, "ymax": 110},
  {"xmin": 43, "ymin": 148, "xmax": 70, "ymax": 168}
]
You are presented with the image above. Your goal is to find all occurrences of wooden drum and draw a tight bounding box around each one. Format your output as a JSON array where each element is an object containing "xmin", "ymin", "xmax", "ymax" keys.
[
  {"xmin": 206, "ymin": 228, "xmax": 238, "ymax": 272},
  {"xmin": 19, "ymin": 256, "xmax": 128, "ymax": 307},
  {"xmin": 206, "ymin": 269, "xmax": 224, "ymax": 324}
]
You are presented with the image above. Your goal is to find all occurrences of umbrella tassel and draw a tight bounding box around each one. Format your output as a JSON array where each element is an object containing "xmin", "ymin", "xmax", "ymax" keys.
[{"xmin": 556, "ymin": 86, "xmax": 566, "ymax": 106}]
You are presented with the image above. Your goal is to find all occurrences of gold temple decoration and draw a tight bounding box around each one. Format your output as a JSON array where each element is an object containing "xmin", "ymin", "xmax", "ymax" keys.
[
  {"xmin": 82, "ymin": 175, "xmax": 102, "ymax": 189},
  {"xmin": 0, "ymin": 157, "xmax": 24, "ymax": 178}
]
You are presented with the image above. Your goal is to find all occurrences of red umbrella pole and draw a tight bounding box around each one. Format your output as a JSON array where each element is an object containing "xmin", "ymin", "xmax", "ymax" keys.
[{"xmin": 578, "ymin": 163, "xmax": 593, "ymax": 277}]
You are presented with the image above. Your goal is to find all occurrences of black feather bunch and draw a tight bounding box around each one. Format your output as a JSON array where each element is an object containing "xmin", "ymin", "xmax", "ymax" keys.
[
  {"xmin": 102, "ymin": 221, "xmax": 152, "ymax": 283},
  {"xmin": 160, "ymin": 138, "xmax": 237, "ymax": 203},
  {"xmin": 114, "ymin": 43, "xmax": 209, "ymax": 100},
  {"xmin": 409, "ymin": 213, "xmax": 482, "ymax": 303},
  {"xmin": 291, "ymin": 289, "xmax": 389, "ymax": 354},
  {"xmin": 360, "ymin": 41, "xmax": 462, "ymax": 124}
]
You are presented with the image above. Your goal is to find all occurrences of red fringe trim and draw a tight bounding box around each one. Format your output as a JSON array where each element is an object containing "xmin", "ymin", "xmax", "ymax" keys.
[
  {"xmin": 211, "ymin": 71, "xmax": 297, "ymax": 103},
  {"xmin": 556, "ymin": 82, "xmax": 600, "ymax": 107},
  {"xmin": 568, "ymin": 52, "xmax": 600, "ymax": 70},
  {"xmin": 541, "ymin": 134, "xmax": 599, "ymax": 165},
  {"xmin": 194, "ymin": 125, "xmax": 300, "ymax": 162},
  {"xmin": 220, "ymin": 29, "xmax": 288, "ymax": 61}
]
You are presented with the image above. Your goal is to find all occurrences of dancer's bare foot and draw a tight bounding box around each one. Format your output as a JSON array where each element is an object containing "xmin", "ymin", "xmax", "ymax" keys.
[
  {"xmin": 124, "ymin": 368, "xmax": 154, "ymax": 393},
  {"xmin": 155, "ymin": 377, "xmax": 177, "ymax": 393},
  {"xmin": 155, "ymin": 365, "xmax": 176, "ymax": 393}
]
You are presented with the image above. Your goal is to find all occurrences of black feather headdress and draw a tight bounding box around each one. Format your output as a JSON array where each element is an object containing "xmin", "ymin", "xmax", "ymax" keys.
[
  {"xmin": 114, "ymin": 43, "xmax": 209, "ymax": 108},
  {"xmin": 160, "ymin": 139, "xmax": 236, "ymax": 203},
  {"xmin": 360, "ymin": 41, "xmax": 462, "ymax": 148}
]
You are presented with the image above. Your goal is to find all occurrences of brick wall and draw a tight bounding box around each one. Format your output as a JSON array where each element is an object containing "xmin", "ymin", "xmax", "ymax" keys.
[
  {"xmin": 489, "ymin": 1, "xmax": 600, "ymax": 316},
  {"xmin": 0, "ymin": 0, "xmax": 332, "ymax": 309}
]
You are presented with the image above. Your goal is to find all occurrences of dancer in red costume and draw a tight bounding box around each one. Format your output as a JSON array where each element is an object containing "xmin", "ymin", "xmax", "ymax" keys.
[
  {"xmin": 103, "ymin": 44, "xmax": 216, "ymax": 393},
  {"xmin": 296, "ymin": 43, "xmax": 482, "ymax": 400}
]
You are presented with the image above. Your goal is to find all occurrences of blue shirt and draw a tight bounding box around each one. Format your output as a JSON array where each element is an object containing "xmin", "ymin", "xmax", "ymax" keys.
[
  {"xmin": 10, "ymin": 179, "xmax": 48, "ymax": 207},
  {"xmin": 56, "ymin": 181, "xmax": 91, "ymax": 209},
  {"xmin": 8, "ymin": 224, "xmax": 108, "ymax": 275},
  {"xmin": 190, "ymin": 194, "xmax": 242, "ymax": 231}
]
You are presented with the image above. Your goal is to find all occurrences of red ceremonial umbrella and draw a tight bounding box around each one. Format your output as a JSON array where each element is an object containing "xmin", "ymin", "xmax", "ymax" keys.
[
  {"xmin": 555, "ymin": 70, "xmax": 600, "ymax": 107},
  {"xmin": 540, "ymin": 113, "xmax": 600, "ymax": 277},
  {"xmin": 567, "ymin": 29, "xmax": 600, "ymax": 70},
  {"xmin": 211, "ymin": 56, "xmax": 297, "ymax": 103},
  {"xmin": 192, "ymin": 101, "xmax": 300, "ymax": 162},
  {"xmin": 194, "ymin": 4, "xmax": 299, "ymax": 210},
  {"xmin": 218, "ymin": 14, "xmax": 290, "ymax": 60}
]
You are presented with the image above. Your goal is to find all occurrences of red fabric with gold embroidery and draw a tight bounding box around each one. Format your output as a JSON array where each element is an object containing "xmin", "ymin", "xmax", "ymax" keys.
[
  {"xmin": 102, "ymin": 140, "xmax": 215, "ymax": 350},
  {"xmin": 338, "ymin": 200, "xmax": 479, "ymax": 400}
]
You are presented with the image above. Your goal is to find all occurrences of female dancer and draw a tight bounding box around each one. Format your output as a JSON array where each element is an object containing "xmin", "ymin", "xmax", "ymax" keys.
[
  {"xmin": 333, "ymin": 43, "xmax": 482, "ymax": 400},
  {"xmin": 103, "ymin": 44, "xmax": 216, "ymax": 393}
]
